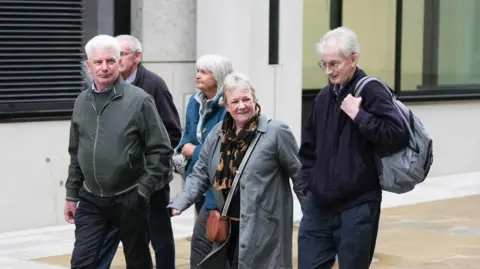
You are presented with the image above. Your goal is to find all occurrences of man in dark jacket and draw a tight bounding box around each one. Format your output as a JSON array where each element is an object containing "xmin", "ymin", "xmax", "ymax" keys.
[
  {"xmin": 96, "ymin": 35, "xmax": 181, "ymax": 269},
  {"xmin": 64, "ymin": 34, "xmax": 173, "ymax": 269},
  {"xmin": 297, "ymin": 27, "xmax": 409, "ymax": 269}
]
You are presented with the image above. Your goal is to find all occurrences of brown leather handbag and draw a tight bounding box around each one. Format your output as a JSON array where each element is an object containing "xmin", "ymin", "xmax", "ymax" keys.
[
  {"xmin": 206, "ymin": 209, "xmax": 229, "ymax": 243},
  {"xmin": 206, "ymin": 132, "xmax": 262, "ymax": 244}
]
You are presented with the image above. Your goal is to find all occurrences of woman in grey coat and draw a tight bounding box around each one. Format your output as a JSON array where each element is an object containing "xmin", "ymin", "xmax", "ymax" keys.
[{"xmin": 169, "ymin": 72, "xmax": 308, "ymax": 269}]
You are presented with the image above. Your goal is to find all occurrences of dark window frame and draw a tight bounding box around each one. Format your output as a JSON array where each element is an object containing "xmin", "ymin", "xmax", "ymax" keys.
[
  {"xmin": 268, "ymin": 0, "xmax": 280, "ymax": 65},
  {"xmin": 114, "ymin": 0, "xmax": 131, "ymax": 36},
  {"xmin": 304, "ymin": 0, "xmax": 480, "ymax": 103}
]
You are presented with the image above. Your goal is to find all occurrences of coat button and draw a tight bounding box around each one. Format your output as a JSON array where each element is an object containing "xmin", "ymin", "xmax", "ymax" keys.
[
  {"xmin": 241, "ymin": 184, "xmax": 245, "ymax": 190},
  {"xmin": 240, "ymin": 244, "xmax": 246, "ymax": 249},
  {"xmin": 241, "ymin": 214, "xmax": 246, "ymax": 219},
  {"xmin": 202, "ymin": 128, "xmax": 207, "ymax": 132}
]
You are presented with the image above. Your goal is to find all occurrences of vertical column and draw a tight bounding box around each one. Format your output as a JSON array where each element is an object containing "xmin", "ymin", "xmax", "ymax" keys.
[
  {"xmin": 274, "ymin": 0, "xmax": 304, "ymax": 141},
  {"xmin": 131, "ymin": 0, "xmax": 197, "ymax": 126}
]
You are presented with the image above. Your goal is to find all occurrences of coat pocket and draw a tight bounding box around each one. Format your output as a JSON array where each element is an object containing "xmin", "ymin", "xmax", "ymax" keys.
[
  {"xmin": 248, "ymin": 205, "xmax": 280, "ymax": 266},
  {"xmin": 127, "ymin": 148, "xmax": 143, "ymax": 169},
  {"xmin": 119, "ymin": 148, "xmax": 144, "ymax": 182}
]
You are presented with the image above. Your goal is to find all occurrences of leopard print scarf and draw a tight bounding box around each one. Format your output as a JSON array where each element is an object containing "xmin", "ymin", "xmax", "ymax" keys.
[{"xmin": 213, "ymin": 104, "xmax": 261, "ymax": 190}]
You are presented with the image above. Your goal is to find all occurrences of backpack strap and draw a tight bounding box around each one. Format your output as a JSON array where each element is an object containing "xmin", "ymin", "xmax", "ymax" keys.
[
  {"xmin": 353, "ymin": 76, "xmax": 371, "ymax": 97},
  {"xmin": 354, "ymin": 76, "xmax": 417, "ymax": 150},
  {"xmin": 353, "ymin": 76, "xmax": 394, "ymax": 98}
]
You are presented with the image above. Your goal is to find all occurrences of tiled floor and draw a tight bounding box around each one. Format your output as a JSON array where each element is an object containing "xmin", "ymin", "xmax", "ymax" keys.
[
  {"xmin": 2, "ymin": 171, "xmax": 480, "ymax": 268},
  {"xmin": 34, "ymin": 195, "xmax": 480, "ymax": 269}
]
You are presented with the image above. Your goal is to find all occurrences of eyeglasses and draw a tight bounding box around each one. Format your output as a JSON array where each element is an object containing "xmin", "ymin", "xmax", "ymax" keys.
[
  {"xmin": 317, "ymin": 53, "xmax": 357, "ymax": 71},
  {"xmin": 120, "ymin": 51, "xmax": 137, "ymax": 57},
  {"xmin": 317, "ymin": 59, "xmax": 346, "ymax": 71}
]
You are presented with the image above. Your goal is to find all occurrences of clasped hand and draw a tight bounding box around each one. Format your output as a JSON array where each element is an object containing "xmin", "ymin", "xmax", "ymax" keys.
[{"xmin": 340, "ymin": 94, "xmax": 362, "ymax": 119}]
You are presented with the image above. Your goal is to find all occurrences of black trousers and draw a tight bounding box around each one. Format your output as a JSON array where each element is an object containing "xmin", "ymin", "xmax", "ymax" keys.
[
  {"xmin": 298, "ymin": 198, "xmax": 380, "ymax": 269},
  {"xmin": 70, "ymin": 187, "xmax": 152, "ymax": 269},
  {"xmin": 97, "ymin": 186, "xmax": 175, "ymax": 269}
]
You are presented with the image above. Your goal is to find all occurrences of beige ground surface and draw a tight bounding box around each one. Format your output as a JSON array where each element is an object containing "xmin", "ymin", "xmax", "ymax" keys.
[{"xmin": 35, "ymin": 195, "xmax": 480, "ymax": 268}]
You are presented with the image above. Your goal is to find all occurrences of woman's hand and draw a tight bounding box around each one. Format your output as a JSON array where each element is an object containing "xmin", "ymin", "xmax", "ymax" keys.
[
  {"xmin": 181, "ymin": 143, "xmax": 196, "ymax": 158},
  {"xmin": 171, "ymin": 208, "xmax": 182, "ymax": 216}
]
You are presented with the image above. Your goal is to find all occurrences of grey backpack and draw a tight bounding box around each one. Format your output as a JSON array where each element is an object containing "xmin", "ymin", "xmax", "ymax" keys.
[{"xmin": 354, "ymin": 76, "xmax": 434, "ymax": 194}]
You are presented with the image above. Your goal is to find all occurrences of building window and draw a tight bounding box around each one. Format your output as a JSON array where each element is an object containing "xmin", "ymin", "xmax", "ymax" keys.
[
  {"xmin": 302, "ymin": 0, "xmax": 330, "ymax": 90},
  {"xmin": 0, "ymin": 0, "xmax": 85, "ymax": 122},
  {"xmin": 302, "ymin": 0, "xmax": 480, "ymax": 102},
  {"xmin": 419, "ymin": 0, "xmax": 480, "ymax": 88}
]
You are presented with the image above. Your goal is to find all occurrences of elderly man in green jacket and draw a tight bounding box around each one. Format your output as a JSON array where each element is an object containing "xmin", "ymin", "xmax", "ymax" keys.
[{"xmin": 64, "ymin": 34, "xmax": 173, "ymax": 269}]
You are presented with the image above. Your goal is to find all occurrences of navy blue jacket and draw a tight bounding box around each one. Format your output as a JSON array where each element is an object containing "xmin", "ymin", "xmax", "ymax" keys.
[
  {"xmin": 299, "ymin": 68, "xmax": 409, "ymax": 211},
  {"xmin": 133, "ymin": 64, "xmax": 182, "ymax": 148}
]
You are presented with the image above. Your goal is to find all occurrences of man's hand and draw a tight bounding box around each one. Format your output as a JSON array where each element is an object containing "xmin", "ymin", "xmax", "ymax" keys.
[
  {"xmin": 137, "ymin": 188, "xmax": 151, "ymax": 210},
  {"xmin": 171, "ymin": 208, "xmax": 182, "ymax": 216},
  {"xmin": 64, "ymin": 201, "xmax": 78, "ymax": 224},
  {"xmin": 341, "ymin": 94, "xmax": 362, "ymax": 120},
  {"xmin": 181, "ymin": 143, "xmax": 196, "ymax": 158}
]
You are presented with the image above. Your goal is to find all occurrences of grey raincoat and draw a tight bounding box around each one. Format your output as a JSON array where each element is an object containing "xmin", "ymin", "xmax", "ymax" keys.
[{"xmin": 168, "ymin": 113, "xmax": 308, "ymax": 269}]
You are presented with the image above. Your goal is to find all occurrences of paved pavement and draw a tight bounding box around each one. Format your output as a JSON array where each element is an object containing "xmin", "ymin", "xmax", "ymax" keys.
[{"xmin": 2, "ymin": 171, "xmax": 480, "ymax": 268}]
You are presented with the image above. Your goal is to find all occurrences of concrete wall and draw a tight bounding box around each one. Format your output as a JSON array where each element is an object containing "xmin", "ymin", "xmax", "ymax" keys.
[
  {"xmin": 0, "ymin": 121, "xmax": 69, "ymax": 232},
  {"xmin": 408, "ymin": 101, "xmax": 480, "ymax": 177}
]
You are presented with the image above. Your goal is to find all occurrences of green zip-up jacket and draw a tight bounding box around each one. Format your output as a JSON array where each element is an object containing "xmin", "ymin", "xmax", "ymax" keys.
[{"xmin": 65, "ymin": 77, "xmax": 173, "ymax": 202}]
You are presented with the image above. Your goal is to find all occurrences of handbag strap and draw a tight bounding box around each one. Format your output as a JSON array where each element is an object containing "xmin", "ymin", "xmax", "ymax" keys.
[{"xmin": 220, "ymin": 131, "xmax": 262, "ymax": 217}]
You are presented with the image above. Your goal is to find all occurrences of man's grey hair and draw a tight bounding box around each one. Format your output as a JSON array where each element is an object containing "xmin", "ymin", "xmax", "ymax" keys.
[
  {"xmin": 222, "ymin": 72, "xmax": 258, "ymax": 104},
  {"xmin": 196, "ymin": 54, "xmax": 233, "ymax": 91},
  {"xmin": 115, "ymin": 35, "xmax": 143, "ymax": 52},
  {"xmin": 85, "ymin": 35, "xmax": 121, "ymax": 60},
  {"xmin": 315, "ymin": 26, "xmax": 360, "ymax": 58}
]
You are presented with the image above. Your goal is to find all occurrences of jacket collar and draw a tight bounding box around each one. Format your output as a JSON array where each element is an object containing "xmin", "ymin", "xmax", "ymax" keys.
[
  {"xmin": 85, "ymin": 75, "xmax": 125, "ymax": 100},
  {"xmin": 193, "ymin": 90, "xmax": 224, "ymax": 115},
  {"xmin": 257, "ymin": 113, "xmax": 268, "ymax": 133},
  {"xmin": 329, "ymin": 67, "xmax": 366, "ymax": 100},
  {"xmin": 194, "ymin": 90, "xmax": 223, "ymax": 105},
  {"xmin": 132, "ymin": 64, "xmax": 145, "ymax": 85}
]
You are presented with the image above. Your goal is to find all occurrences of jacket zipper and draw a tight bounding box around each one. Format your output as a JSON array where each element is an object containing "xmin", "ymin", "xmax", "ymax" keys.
[
  {"xmin": 128, "ymin": 152, "xmax": 133, "ymax": 168},
  {"xmin": 90, "ymin": 93, "xmax": 121, "ymax": 197},
  {"xmin": 90, "ymin": 102, "xmax": 104, "ymax": 196},
  {"xmin": 93, "ymin": 114, "xmax": 103, "ymax": 196}
]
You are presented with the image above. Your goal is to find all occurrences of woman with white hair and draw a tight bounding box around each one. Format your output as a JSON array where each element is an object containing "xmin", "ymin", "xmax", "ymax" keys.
[
  {"xmin": 169, "ymin": 72, "xmax": 308, "ymax": 268},
  {"xmin": 172, "ymin": 55, "xmax": 232, "ymax": 267},
  {"xmin": 174, "ymin": 54, "xmax": 233, "ymax": 214}
]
